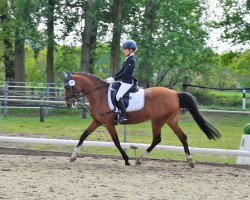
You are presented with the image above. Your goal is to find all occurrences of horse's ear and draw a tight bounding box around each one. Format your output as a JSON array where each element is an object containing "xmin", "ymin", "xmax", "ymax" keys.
[
  {"xmin": 62, "ymin": 71, "xmax": 68, "ymax": 79},
  {"xmin": 62, "ymin": 71, "xmax": 70, "ymax": 85}
]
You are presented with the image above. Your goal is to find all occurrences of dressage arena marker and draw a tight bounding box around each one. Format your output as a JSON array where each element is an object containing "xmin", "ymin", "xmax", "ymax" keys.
[{"xmin": 0, "ymin": 136, "xmax": 250, "ymax": 158}]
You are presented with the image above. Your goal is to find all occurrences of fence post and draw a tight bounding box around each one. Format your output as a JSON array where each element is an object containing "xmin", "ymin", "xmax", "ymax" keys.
[
  {"xmin": 123, "ymin": 124, "xmax": 127, "ymax": 153},
  {"xmin": 0, "ymin": 99, "xmax": 2, "ymax": 117},
  {"xmin": 4, "ymin": 81, "xmax": 9, "ymax": 117},
  {"xmin": 45, "ymin": 83, "xmax": 50, "ymax": 117},
  {"xmin": 182, "ymin": 76, "xmax": 189, "ymax": 92},
  {"xmin": 40, "ymin": 95, "xmax": 44, "ymax": 122},
  {"xmin": 242, "ymin": 89, "xmax": 246, "ymax": 110}
]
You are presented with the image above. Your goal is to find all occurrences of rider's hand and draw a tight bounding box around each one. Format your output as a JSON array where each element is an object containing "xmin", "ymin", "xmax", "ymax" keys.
[{"xmin": 106, "ymin": 77, "xmax": 115, "ymax": 84}]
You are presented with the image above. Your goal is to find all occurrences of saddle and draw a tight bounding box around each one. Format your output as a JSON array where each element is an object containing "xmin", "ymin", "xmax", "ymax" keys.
[{"xmin": 110, "ymin": 81, "xmax": 139, "ymax": 109}]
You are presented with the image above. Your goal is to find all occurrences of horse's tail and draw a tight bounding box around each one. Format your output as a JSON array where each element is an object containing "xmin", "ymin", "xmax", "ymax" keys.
[{"xmin": 177, "ymin": 92, "xmax": 221, "ymax": 140}]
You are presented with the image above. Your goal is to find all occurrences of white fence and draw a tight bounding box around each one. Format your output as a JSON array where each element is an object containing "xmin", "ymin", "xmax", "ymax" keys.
[{"xmin": 0, "ymin": 136, "xmax": 250, "ymax": 158}]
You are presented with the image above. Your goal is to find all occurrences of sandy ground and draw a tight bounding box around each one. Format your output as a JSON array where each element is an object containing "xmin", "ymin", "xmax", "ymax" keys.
[{"xmin": 0, "ymin": 153, "xmax": 250, "ymax": 200}]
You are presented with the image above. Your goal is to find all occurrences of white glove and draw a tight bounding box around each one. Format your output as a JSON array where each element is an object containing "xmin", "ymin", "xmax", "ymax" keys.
[{"xmin": 106, "ymin": 77, "xmax": 115, "ymax": 84}]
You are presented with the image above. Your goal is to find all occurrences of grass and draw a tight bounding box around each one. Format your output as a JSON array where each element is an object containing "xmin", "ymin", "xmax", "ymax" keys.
[{"xmin": 0, "ymin": 109, "xmax": 249, "ymax": 164}]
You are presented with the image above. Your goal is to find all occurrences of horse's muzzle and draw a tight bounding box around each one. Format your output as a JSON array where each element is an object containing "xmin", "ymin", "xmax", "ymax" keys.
[{"xmin": 65, "ymin": 99, "xmax": 75, "ymax": 108}]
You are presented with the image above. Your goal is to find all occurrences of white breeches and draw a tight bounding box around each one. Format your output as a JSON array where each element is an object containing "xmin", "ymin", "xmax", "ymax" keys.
[{"xmin": 116, "ymin": 82, "xmax": 133, "ymax": 101}]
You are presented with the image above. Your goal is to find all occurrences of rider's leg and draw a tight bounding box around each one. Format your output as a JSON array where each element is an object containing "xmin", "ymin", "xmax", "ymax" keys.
[
  {"xmin": 117, "ymin": 98, "xmax": 128, "ymax": 123},
  {"xmin": 116, "ymin": 82, "xmax": 133, "ymax": 101},
  {"xmin": 116, "ymin": 82, "xmax": 132, "ymax": 123}
]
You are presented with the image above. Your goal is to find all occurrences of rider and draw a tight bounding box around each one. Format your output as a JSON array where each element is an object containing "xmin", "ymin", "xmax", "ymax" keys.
[{"xmin": 106, "ymin": 40, "xmax": 137, "ymax": 124}]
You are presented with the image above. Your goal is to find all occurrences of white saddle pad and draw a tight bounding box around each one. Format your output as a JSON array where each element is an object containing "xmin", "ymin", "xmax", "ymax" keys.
[{"xmin": 108, "ymin": 84, "xmax": 145, "ymax": 112}]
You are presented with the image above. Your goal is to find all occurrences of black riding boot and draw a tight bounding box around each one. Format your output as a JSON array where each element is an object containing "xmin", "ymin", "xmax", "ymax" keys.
[{"xmin": 117, "ymin": 98, "xmax": 128, "ymax": 124}]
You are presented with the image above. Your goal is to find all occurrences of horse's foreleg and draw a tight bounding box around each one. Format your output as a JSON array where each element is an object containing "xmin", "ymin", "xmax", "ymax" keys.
[
  {"xmin": 168, "ymin": 122, "xmax": 195, "ymax": 168},
  {"xmin": 106, "ymin": 126, "xmax": 130, "ymax": 166},
  {"xmin": 136, "ymin": 122, "xmax": 163, "ymax": 165},
  {"xmin": 70, "ymin": 120, "xmax": 100, "ymax": 162}
]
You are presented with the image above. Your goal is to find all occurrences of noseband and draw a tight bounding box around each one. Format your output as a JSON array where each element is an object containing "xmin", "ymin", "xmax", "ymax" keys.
[{"xmin": 64, "ymin": 85, "xmax": 82, "ymax": 100}]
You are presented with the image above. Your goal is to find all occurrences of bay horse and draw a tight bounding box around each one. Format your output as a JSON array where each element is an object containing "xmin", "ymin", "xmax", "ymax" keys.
[{"xmin": 63, "ymin": 72, "xmax": 221, "ymax": 168}]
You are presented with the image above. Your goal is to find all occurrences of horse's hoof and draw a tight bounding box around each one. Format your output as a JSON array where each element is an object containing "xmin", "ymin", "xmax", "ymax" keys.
[
  {"xmin": 135, "ymin": 159, "xmax": 142, "ymax": 166},
  {"xmin": 125, "ymin": 161, "xmax": 131, "ymax": 166},
  {"xmin": 188, "ymin": 161, "xmax": 195, "ymax": 168},
  {"xmin": 70, "ymin": 157, "xmax": 77, "ymax": 162}
]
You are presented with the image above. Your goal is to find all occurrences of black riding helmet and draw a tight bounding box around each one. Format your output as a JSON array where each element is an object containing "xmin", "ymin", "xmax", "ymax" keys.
[{"xmin": 122, "ymin": 40, "xmax": 137, "ymax": 51}]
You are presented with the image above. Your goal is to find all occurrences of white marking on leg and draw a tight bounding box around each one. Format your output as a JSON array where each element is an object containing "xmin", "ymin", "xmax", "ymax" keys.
[
  {"xmin": 71, "ymin": 147, "xmax": 80, "ymax": 159},
  {"xmin": 136, "ymin": 151, "xmax": 149, "ymax": 165},
  {"xmin": 185, "ymin": 153, "xmax": 195, "ymax": 168},
  {"xmin": 185, "ymin": 153, "xmax": 192, "ymax": 159},
  {"xmin": 142, "ymin": 151, "xmax": 148, "ymax": 159}
]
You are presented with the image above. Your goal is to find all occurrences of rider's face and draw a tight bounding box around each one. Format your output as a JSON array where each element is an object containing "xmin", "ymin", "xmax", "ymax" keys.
[{"xmin": 123, "ymin": 48, "xmax": 131, "ymax": 57}]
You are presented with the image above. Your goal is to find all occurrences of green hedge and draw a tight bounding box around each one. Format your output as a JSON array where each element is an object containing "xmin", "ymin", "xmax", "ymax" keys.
[
  {"xmin": 190, "ymin": 90, "xmax": 246, "ymax": 109},
  {"xmin": 244, "ymin": 123, "xmax": 250, "ymax": 134}
]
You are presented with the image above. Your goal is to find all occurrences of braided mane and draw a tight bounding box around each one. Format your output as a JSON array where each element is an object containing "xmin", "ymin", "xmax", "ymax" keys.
[{"xmin": 72, "ymin": 72, "xmax": 107, "ymax": 84}]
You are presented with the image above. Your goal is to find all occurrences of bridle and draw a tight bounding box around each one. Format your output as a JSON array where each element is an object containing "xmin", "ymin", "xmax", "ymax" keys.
[
  {"xmin": 64, "ymin": 82, "xmax": 108, "ymax": 100},
  {"xmin": 64, "ymin": 81, "xmax": 108, "ymax": 112}
]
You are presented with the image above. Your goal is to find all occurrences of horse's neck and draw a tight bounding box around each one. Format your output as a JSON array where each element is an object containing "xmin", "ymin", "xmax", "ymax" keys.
[{"xmin": 77, "ymin": 74, "xmax": 108, "ymax": 105}]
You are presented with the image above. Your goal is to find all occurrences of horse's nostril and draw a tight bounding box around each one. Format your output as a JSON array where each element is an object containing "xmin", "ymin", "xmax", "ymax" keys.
[{"xmin": 67, "ymin": 104, "xmax": 72, "ymax": 108}]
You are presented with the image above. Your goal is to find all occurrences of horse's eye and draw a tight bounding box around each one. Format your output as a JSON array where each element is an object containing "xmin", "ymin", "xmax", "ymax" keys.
[{"xmin": 65, "ymin": 86, "xmax": 70, "ymax": 91}]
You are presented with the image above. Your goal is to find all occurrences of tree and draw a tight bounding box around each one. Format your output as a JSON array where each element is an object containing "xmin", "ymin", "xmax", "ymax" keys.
[
  {"xmin": 46, "ymin": 0, "xmax": 55, "ymax": 84},
  {"xmin": 0, "ymin": 0, "xmax": 43, "ymax": 83},
  {"xmin": 0, "ymin": 0, "xmax": 15, "ymax": 81},
  {"xmin": 137, "ymin": 0, "xmax": 157, "ymax": 87},
  {"xmin": 229, "ymin": 50, "xmax": 250, "ymax": 87},
  {"xmin": 109, "ymin": 0, "xmax": 122, "ymax": 76},
  {"xmin": 212, "ymin": 0, "xmax": 250, "ymax": 45},
  {"xmin": 126, "ymin": 0, "xmax": 208, "ymax": 88},
  {"xmin": 80, "ymin": 0, "xmax": 106, "ymax": 73}
]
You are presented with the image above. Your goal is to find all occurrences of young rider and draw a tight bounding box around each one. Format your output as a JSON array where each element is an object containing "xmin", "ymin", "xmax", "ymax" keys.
[{"xmin": 106, "ymin": 40, "xmax": 137, "ymax": 124}]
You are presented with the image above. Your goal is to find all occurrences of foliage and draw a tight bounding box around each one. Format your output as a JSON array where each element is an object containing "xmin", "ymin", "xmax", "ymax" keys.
[
  {"xmin": 0, "ymin": 0, "xmax": 249, "ymax": 91},
  {"xmin": 210, "ymin": 0, "xmax": 250, "ymax": 45},
  {"xmin": 25, "ymin": 46, "xmax": 46, "ymax": 82},
  {"xmin": 230, "ymin": 50, "xmax": 250, "ymax": 86},
  {"xmin": 244, "ymin": 123, "xmax": 250, "ymax": 134},
  {"xmin": 92, "ymin": 41, "xmax": 110, "ymax": 79},
  {"xmin": 54, "ymin": 45, "xmax": 81, "ymax": 82},
  {"xmin": 125, "ymin": 0, "xmax": 210, "ymax": 87},
  {"xmin": 190, "ymin": 89, "xmax": 246, "ymax": 109}
]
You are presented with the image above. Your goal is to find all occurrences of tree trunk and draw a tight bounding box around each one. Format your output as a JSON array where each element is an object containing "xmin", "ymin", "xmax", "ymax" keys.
[
  {"xmin": 80, "ymin": 0, "xmax": 98, "ymax": 73},
  {"xmin": 110, "ymin": 0, "xmax": 122, "ymax": 76},
  {"xmin": 14, "ymin": 35, "xmax": 25, "ymax": 83},
  {"xmin": 46, "ymin": 0, "xmax": 55, "ymax": 84},
  {"xmin": 138, "ymin": 0, "xmax": 155, "ymax": 88},
  {"xmin": 3, "ymin": 38, "xmax": 15, "ymax": 81},
  {"xmin": 1, "ymin": 1, "xmax": 15, "ymax": 81}
]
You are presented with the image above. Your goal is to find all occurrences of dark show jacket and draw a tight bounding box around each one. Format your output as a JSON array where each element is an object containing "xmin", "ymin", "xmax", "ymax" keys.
[{"xmin": 113, "ymin": 55, "xmax": 136, "ymax": 84}]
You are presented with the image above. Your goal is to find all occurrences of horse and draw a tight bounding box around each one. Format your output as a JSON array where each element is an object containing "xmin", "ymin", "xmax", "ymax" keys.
[{"xmin": 63, "ymin": 72, "xmax": 221, "ymax": 168}]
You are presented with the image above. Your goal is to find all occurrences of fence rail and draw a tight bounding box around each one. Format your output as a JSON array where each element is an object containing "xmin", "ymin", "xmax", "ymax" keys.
[
  {"xmin": 0, "ymin": 80, "xmax": 66, "ymax": 118},
  {"xmin": 182, "ymin": 81, "xmax": 248, "ymax": 110},
  {"xmin": 0, "ymin": 136, "xmax": 250, "ymax": 158}
]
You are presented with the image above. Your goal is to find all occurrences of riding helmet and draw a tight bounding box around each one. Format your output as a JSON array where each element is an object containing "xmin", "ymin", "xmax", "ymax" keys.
[{"xmin": 122, "ymin": 40, "xmax": 137, "ymax": 51}]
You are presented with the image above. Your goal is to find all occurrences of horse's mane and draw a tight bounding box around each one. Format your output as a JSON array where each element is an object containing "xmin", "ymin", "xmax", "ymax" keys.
[{"xmin": 72, "ymin": 72, "xmax": 107, "ymax": 84}]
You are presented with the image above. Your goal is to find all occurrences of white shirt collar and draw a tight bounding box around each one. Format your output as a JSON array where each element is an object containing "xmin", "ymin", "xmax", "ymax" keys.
[{"xmin": 125, "ymin": 53, "xmax": 134, "ymax": 60}]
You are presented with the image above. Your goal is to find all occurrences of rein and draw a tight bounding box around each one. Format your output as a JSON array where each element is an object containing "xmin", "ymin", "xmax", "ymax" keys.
[
  {"xmin": 85, "ymin": 84, "xmax": 108, "ymax": 96},
  {"xmin": 64, "ymin": 83, "xmax": 108, "ymax": 100},
  {"xmin": 64, "ymin": 83, "xmax": 112, "ymax": 126}
]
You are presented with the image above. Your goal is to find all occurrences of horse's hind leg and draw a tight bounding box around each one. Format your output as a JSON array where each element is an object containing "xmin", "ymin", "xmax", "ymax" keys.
[
  {"xmin": 136, "ymin": 121, "xmax": 163, "ymax": 165},
  {"xmin": 168, "ymin": 122, "xmax": 195, "ymax": 168},
  {"xmin": 70, "ymin": 120, "xmax": 100, "ymax": 162}
]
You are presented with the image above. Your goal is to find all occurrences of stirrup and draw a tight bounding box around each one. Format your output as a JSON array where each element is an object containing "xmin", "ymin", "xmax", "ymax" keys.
[{"xmin": 117, "ymin": 116, "xmax": 128, "ymax": 124}]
